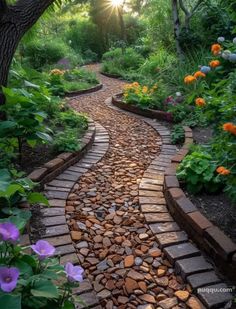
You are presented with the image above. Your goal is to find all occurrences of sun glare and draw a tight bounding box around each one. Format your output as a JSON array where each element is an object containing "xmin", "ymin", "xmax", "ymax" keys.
[{"xmin": 111, "ymin": 0, "xmax": 123, "ymax": 7}]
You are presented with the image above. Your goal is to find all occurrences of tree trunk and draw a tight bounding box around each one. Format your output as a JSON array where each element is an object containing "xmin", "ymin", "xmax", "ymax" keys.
[
  {"xmin": 118, "ymin": 6, "xmax": 126, "ymax": 44},
  {"xmin": 0, "ymin": 0, "xmax": 55, "ymax": 108},
  {"xmin": 172, "ymin": 0, "xmax": 184, "ymax": 60}
]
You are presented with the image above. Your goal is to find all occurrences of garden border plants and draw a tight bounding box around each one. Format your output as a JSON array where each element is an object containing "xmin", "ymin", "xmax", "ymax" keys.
[
  {"xmin": 112, "ymin": 93, "xmax": 173, "ymax": 122},
  {"xmin": 27, "ymin": 118, "xmax": 96, "ymax": 189},
  {"xmin": 164, "ymin": 126, "xmax": 236, "ymax": 283}
]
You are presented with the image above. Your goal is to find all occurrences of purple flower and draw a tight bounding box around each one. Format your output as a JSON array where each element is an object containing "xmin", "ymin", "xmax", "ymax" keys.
[
  {"xmin": 0, "ymin": 223, "xmax": 20, "ymax": 243},
  {"xmin": 65, "ymin": 262, "xmax": 84, "ymax": 282},
  {"xmin": 0, "ymin": 267, "xmax": 19, "ymax": 293},
  {"xmin": 31, "ymin": 240, "xmax": 55, "ymax": 260}
]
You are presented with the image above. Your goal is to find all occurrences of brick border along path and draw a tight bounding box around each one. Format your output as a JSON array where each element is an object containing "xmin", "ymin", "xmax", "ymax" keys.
[{"xmin": 31, "ymin": 64, "xmax": 233, "ymax": 309}]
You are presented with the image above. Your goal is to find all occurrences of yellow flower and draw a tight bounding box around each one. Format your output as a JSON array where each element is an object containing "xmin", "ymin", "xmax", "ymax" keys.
[
  {"xmin": 184, "ymin": 75, "xmax": 197, "ymax": 84},
  {"xmin": 50, "ymin": 69, "xmax": 65, "ymax": 76},
  {"xmin": 132, "ymin": 82, "xmax": 139, "ymax": 87},
  {"xmin": 194, "ymin": 71, "xmax": 206, "ymax": 78},
  {"xmin": 142, "ymin": 86, "xmax": 148, "ymax": 93},
  {"xmin": 209, "ymin": 60, "xmax": 220, "ymax": 68}
]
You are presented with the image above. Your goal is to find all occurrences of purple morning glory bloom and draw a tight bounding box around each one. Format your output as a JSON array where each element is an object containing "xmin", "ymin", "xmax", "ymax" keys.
[
  {"xmin": 31, "ymin": 240, "xmax": 55, "ymax": 260},
  {"xmin": 65, "ymin": 262, "xmax": 84, "ymax": 282},
  {"xmin": 0, "ymin": 222, "xmax": 20, "ymax": 243},
  {"xmin": 0, "ymin": 267, "xmax": 19, "ymax": 293},
  {"xmin": 200, "ymin": 66, "xmax": 211, "ymax": 74}
]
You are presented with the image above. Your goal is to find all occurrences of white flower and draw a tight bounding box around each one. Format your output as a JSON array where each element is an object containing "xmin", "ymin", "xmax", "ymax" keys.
[
  {"xmin": 176, "ymin": 92, "xmax": 182, "ymax": 97},
  {"xmin": 221, "ymin": 50, "xmax": 231, "ymax": 60},
  {"xmin": 217, "ymin": 37, "xmax": 225, "ymax": 43},
  {"xmin": 233, "ymin": 38, "xmax": 236, "ymax": 44}
]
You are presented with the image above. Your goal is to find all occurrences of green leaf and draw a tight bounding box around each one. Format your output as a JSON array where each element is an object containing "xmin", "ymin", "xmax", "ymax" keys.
[
  {"xmin": 35, "ymin": 132, "xmax": 53, "ymax": 143},
  {"xmin": 0, "ymin": 294, "xmax": 21, "ymax": 309},
  {"xmin": 27, "ymin": 192, "xmax": 49, "ymax": 206},
  {"xmin": 62, "ymin": 300, "xmax": 74, "ymax": 309},
  {"xmin": 31, "ymin": 280, "xmax": 59, "ymax": 299}
]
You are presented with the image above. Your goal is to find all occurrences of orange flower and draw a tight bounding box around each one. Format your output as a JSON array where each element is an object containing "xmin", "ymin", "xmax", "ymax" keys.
[
  {"xmin": 216, "ymin": 166, "xmax": 231, "ymax": 175},
  {"xmin": 195, "ymin": 98, "xmax": 206, "ymax": 107},
  {"xmin": 209, "ymin": 60, "xmax": 220, "ymax": 68},
  {"xmin": 142, "ymin": 86, "xmax": 148, "ymax": 93},
  {"xmin": 132, "ymin": 82, "xmax": 139, "ymax": 87},
  {"xmin": 184, "ymin": 75, "xmax": 197, "ymax": 84},
  {"xmin": 223, "ymin": 122, "xmax": 236, "ymax": 135},
  {"xmin": 194, "ymin": 71, "xmax": 206, "ymax": 78},
  {"xmin": 211, "ymin": 44, "xmax": 222, "ymax": 55}
]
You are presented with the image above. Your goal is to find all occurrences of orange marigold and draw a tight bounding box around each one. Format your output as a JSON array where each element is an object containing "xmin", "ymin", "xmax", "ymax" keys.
[
  {"xmin": 223, "ymin": 122, "xmax": 236, "ymax": 135},
  {"xmin": 184, "ymin": 75, "xmax": 197, "ymax": 84},
  {"xmin": 195, "ymin": 98, "xmax": 206, "ymax": 107},
  {"xmin": 142, "ymin": 86, "xmax": 148, "ymax": 93},
  {"xmin": 132, "ymin": 82, "xmax": 139, "ymax": 87},
  {"xmin": 216, "ymin": 166, "xmax": 231, "ymax": 175},
  {"xmin": 209, "ymin": 60, "xmax": 220, "ymax": 68},
  {"xmin": 211, "ymin": 44, "xmax": 222, "ymax": 56},
  {"xmin": 194, "ymin": 71, "xmax": 206, "ymax": 78}
]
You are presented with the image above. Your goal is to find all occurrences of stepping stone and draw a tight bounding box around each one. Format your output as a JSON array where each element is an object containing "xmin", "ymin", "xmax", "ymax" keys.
[
  {"xmin": 55, "ymin": 244, "xmax": 75, "ymax": 256},
  {"xmin": 139, "ymin": 190, "xmax": 164, "ymax": 198},
  {"xmin": 68, "ymin": 166, "xmax": 87, "ymax": 173},
  {"xmin": 164, "ymin": 242, "xmax": 201, "ymax": 263},
  {"xmin": 48, "ymin": 199, "xmax": 66, "ymax": 207},
  {"xmin": 187, "ymin": 271, "xmax": 221, "ymax": 289},
  {"xmin": 76, "ymin": 291, "xmax": 99, "ymax": 308},
  {"xmin": 60, "ymin": 253, "xmax": 78, "ymax": 265},
  {"xmin": 175, "ymin": 256, "xmax": 213, "ymax": 279},
  {"xmin": 145, "ymin": 213, "xmax": 173, "ymax": 223},
  {"xmin": 139, "ymin": 183, "xmax": 163, "ymax": 191},
  {"xmin": 41, "ymin": 215, "xmax": 66, "ymax": 227},
  {"xmin": 42, "ymin": 225, "xmax": 69, "ymax": 238},
  {"xmin": 140, "ymin": 196, "xmax": 166, "ymax": 205},
  {"xmin": 44, "ymin": 185, "xmax": 70, "ymax": 192},
  {"xmin": 57, "ymin": 173, "xmax": 78, "ymax": 181},
  {"xmin": 73, "ymin": 279, "xmax": 93, "ymax": 295},
  {"xmin": 156, "ymin": 231, "xmax": 188, "ymax": 248},
  {"xmin": 141, "ymin": 204, "xmax": 168, "ymax": 213},
  {"xmin": 45, "ymin": 190, "xmax": 68, "ymax": 200},
  {"xmin": 43, "ymin": 235, "xmax": 72, "ymax": 247},
  {"xmin": 48, "ymin": 179, "xmax": 74, "ymax": 188},
  {"xmin": 197, "ymin": 283, "xmax": 233, "ymax": 308},
  {"xmin": 41, "ymin": 207, "xmax": 65, "ymax": 217},
  {"xmin": 150, "ymin": 222, "xmax": 180, "ymax": 234}
]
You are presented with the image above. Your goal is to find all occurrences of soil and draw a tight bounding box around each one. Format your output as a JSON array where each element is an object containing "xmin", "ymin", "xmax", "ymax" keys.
[
  {"xmin": 185, "ymin": 126, "xmax": 236, "ymax": 242},
  {"xmin": 20, "ymin": 143, "xmax": 56, "ymax": 175}
]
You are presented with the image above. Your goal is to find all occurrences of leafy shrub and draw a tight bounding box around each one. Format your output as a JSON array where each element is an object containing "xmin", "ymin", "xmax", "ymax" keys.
[
  {"xmin": 177, "ymin": 150, "xmax": 222, "ymax": 194},
  {"xmin": 171, "ymin": 125, "xmax": 185, "ymax": 144},
  {"xmin": 58, "ymin": 111, "xmax": 88, "ymax": 131},
  {"xmin": 53, "ymin": 129, "xmax": 81, "ymax": 152},
  {"xmin": 24, "ymin": 39, "xmax": 69, "ymax": 69},
  {"xmin": 102, "ymin": 48, "xmax": 144, "ymax": 76}
]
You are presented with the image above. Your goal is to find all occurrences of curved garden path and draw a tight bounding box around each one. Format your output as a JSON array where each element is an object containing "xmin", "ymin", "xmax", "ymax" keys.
[{"xmin": 34, "ymin": 64, "xmax": 232, "ymax": 309}]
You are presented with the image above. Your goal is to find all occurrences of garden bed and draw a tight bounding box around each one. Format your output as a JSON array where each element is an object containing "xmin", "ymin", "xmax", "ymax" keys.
[
  {"xmin": 112, "ymin": 93, "xmax": 173, "ymax": 122},
  {"xmin": 27, "ymin": 118, "xmax": 96, "ymax": 188},
  {"xmin": 164, "ymin": 127, "xmax": 236, "ymax": 283},
  {"xmin": 100, "ymin": 71, "xmax": 122, "ymax": 79},
  {"xmin": 65, "ymin": 83, "xmax": 103, "ymax": 97}
]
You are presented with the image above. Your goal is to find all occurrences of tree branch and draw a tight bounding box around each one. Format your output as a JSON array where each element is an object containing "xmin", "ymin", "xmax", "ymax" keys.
[
  {"xmin": 0, "ymin": 0, "xmax": 8, "ymax": 21},
  {"xmin": 179, "ymin": 0, "xmax": 190, "ymax": 17}
]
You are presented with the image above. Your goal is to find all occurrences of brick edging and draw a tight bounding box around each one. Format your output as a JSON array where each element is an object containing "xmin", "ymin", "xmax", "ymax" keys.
[
  {"xmin": 27, "ymin": 118, "xmax": 96, "ymax": 189},
  {"xmin": 65, "ymin": 83, "xmax": 103, "ymax": 97},
  {"xmin": 164, "ymin": 126, "xmax": 236, "ymax": 283},
  {"xmin": 100, "ymin": 71, "xmax": 122, "ymax": 79},
  {"xmin": 106, "ymin": 97, "xmax": 233, "ymax": 308},
  {"xmin": 112, "ymin": 93, "xmax": 173, "ymax": 122}
]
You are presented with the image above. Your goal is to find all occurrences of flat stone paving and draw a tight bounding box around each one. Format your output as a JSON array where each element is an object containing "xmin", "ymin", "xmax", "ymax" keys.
[{"xmin": 30, "ymin": 64, "xmax": 233, "ymax": 309}]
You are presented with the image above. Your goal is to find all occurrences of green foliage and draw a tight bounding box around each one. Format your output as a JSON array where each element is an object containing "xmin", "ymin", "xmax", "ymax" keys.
[
  {"xmin": 53, "ymin": 129, "xmax": 81, "ymax": 152},
  {"xmin": 58, "ymin": 111, "xmax": 88, "ymax": 131},
  {"xmin": 102, "ymin": 48, "xmax": 144, "ymax": 76},
  {"xmin": 177, "ymin": 150, "xmax": 222, "ymax": 194},
  {"xmin": 23, "ymin": 39, "xmax": 70, "ymax": 69},
  {"xmin": 171, "ymin": 125, "xmax": 185, "ymax": 145}
]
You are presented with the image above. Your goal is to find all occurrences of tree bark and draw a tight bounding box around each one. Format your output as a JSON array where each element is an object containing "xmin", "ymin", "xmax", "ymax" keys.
[
  {"xmin": 172, "ymin": 0, "xmax": 184, "ymax": 60},
  {"xmin": 0, "ymin": 0, "xmax": 55, "ymax": 107}
]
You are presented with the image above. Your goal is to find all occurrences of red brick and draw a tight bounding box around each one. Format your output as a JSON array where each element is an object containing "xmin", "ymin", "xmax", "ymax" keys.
[
  {"xmin": 176, "ymin": 196, "xmax": 197, "ymax": 214},
  {"xmin": 168, "ymin": 188, "xmax": 184, "ymax": 200},
  {"xmin": 171, "ymin": 154, "xmax": 185, "ymax": 163},
  {"xmin": 28, "ymin": 167, "xmax": 48, "ymax": 182},
  {"xmin": 164, "ymin": 176, "xmax": 179, "ymax": 189},
  {"xmin": 164, "ymin": 163, "xmax": 178, "ymax": 176},
  {"xmin": 57, "ymin": 152, "xmax": 74, "ymax": 161},
  {"xmin": 187, "ymin": 211, "xmax": 213, "ymax": 235},
  {"xmin": 204, "ymin": 226, "xmax": 236, "ymax": 261},
  {"xmin": 44, "ymin": 158, "xmax": 64, "ymax": 171}
]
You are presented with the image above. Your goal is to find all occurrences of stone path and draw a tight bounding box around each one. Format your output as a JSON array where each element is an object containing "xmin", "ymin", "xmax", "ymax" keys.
[{"xmin": 31, "ymin": 64, "xmax": 233, "ymax": 309}]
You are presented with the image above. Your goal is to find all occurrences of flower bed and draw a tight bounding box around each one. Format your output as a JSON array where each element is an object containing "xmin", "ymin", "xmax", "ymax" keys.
[
  {"xmin": 65, "ymin": 83, "xmax": 103, "ymax": 97},
  {"xmin": 164, "ymin": 126, "xmax": 236, "ymax": 282},
  {"xmin": 112, "ymin": 93, "xmax": 173, "ymax": 122}
]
